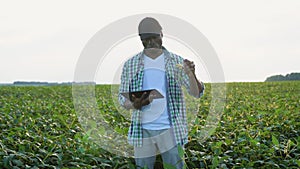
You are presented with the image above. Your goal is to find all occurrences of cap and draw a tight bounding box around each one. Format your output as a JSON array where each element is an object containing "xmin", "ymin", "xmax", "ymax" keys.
[{"xmin": 138, "ymin": 17, "xmax": 162, "ymax": 40}]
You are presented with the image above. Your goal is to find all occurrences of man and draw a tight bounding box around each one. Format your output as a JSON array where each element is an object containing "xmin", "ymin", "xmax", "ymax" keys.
[{"xmin": 119, "ymin": 17, "xmax": 204, "ymax": 169}]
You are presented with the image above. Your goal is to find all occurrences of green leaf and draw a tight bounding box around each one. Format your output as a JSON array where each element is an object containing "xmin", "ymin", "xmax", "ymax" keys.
[
  {"xmin": 13, "ymin": 159, "xmax": 23, "ymax": 166},
  {"xmin": 177, "ymin": 145, "xmax": 184, "ymax": 158},
  {"xmin": 296, "ymin": 160, "xmax": 300, "ymax": 167},
  {"xmin": 272, "ymin": 135, "xmax": 279, "ymax": 147},
  {"xmin": 163, "ymin": 163, "xmax": 177, "ymax": 169},
  {"xmin": 247, "ymin": 115, "xmax": 256, "ymax": 123},
  {"xmin": 212, "ymin": 156, "xmax": 219, "ymax": 168}
]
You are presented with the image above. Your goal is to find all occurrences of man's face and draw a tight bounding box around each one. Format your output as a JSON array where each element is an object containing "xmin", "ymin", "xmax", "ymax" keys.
[{"xmin": 141, "ymin": 35, "xmax": 162, "ymax": 49}]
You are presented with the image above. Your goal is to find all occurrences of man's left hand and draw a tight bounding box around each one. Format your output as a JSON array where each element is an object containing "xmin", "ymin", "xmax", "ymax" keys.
[{"xmin": 183, "ymin": 59, "xmax": 195, "ymax": 76}]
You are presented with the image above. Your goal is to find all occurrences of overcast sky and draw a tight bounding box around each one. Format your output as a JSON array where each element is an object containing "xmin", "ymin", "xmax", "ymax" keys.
[{"xmin": 0, "ymin": 0, "xmax": 299, "ymax": 83}]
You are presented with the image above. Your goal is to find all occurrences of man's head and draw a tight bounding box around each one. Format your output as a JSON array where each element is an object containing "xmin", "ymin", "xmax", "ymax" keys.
[{"xmin": 138, "ymin": 17, "xmax": 163, "ymax": 49}]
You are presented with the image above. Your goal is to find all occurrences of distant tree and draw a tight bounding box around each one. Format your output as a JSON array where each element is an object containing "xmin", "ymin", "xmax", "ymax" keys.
[
  {"xmin": 265, "ymin": 75, "xmax": 285, "ymax": 82},
  {"xmin": 13, "ymin": 81, "xmax": 49, "ymax": 85},
  {"xmin": 265, "ymin": 72, "xmax": 300, "ymax": 81},
  {"xmin": 286, "ymin": 73, "xmax": 300, "ymax": 81}
]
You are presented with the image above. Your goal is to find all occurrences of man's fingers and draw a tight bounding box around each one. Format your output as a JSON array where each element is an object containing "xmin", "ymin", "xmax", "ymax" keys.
[
  {"xmin": 184, "ymin": 59, "xmax": 196, "ymax": 73},
  {"xmin": 184, "ymin": 59, "xmax": 193, "ymax": 67},
  {"xmin": 142, "ymin": 92, "xmax": 155, "ymax": 106},
  {"xmin": 131, "ymin": 94, "xmax": 137, "ymax": 101},
  {"xmin": 141, "ymin": 98, "xmax": 150, "ymax": 106},
  {"xmin": 140, "ymin": 92, "xmax": 148, "ymax": 100},
  {"xmin": 148, "ymin": 93, "xmax": 154, "ymax": 102},
  {"xmin": 131, "ymin": 92, "xmax": 154, "ymax": 109}
]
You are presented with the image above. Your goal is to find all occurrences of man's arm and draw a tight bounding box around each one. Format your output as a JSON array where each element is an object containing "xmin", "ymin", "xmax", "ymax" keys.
[
  {"xmin": 187, "ymin": 71, "xmax": 204, "ymax": 97},
  {"xmin": 119, "ymin": 62, "xmax": 130, "ymax": 107},
  {"xmin": 184, "ymin": 59, "xmax": 204, "ymax": 97}
]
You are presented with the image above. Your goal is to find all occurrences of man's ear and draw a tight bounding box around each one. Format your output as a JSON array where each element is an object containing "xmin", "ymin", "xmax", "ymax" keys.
[{"xmin": 161, "ymin": 32, "xmax": 163, "ymax": 38}]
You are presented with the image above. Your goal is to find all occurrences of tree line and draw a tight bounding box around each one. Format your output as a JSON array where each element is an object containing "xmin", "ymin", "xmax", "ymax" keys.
[{"xmin": 265, "ymin": 72, "xmax": 300, "ymax": 82}]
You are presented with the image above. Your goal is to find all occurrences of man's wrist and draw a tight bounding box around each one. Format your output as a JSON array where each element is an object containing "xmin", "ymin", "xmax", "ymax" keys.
[
  {"xmin": 124, "ymin": 100, "xmax": 134, "ymax": 110},
  {"xmin": 187, "ymin": 71, "xmax": 195, "ymax": 77},
  {"xmin": 187, "ymin": 72, "xmax": 203, "ymax": 93}
]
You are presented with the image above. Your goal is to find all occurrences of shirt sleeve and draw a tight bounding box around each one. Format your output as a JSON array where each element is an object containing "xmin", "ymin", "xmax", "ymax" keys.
[
  {"xmin": 199, "ymin": 81, "xmax": 205, "ymax": 97},
  {"xmin": 118, "ymin": 62, "xmax": 129, "ymax": 107}
]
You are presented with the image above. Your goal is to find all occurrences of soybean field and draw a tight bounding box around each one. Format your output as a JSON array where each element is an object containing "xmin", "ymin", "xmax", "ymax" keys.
[{"xmin": 0, "ymin": 82, "xmax": 299, "ymax": 168}]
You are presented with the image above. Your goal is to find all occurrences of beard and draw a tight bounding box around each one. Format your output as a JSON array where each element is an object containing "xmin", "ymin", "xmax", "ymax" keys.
[
  {"xmin": 145, "ymin": 43, "xmax": 161, "ymax": 49},
  {"xmin": 143, "ymin": 39, "xmax": 162, "ymax": 49}
]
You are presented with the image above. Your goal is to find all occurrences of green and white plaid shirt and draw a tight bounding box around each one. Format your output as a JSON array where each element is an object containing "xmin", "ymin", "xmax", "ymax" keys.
[{"xmin": 119, "ymin": 47, "xmax": 204, "ymax": 147}]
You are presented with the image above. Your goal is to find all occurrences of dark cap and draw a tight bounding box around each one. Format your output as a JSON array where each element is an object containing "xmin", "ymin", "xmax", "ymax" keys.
[{"xmin": 138, "ymin": 17, "xmax": 162, "ymax": 39}]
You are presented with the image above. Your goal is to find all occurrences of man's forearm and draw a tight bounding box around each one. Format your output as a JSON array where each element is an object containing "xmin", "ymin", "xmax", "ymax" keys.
[{"xmin": 188, "ymin": 72, "xmax": 203, "ymax": 97}]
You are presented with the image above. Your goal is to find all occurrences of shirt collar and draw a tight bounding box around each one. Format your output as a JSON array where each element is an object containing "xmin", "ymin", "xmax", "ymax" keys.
[{"xmin": 139, "ymin": 46, "xmax": 172, "ymax": 61}]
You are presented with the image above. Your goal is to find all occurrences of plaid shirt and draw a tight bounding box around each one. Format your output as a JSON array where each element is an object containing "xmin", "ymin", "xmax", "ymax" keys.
[{"xmin": 119, "ymin": 47, "xmax": 204, "ymax": 147}]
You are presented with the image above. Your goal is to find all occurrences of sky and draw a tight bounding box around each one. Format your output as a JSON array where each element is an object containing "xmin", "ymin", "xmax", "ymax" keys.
[{"xmin": 0, "ymin": 0, "xmax": 299, "ymax": 83}]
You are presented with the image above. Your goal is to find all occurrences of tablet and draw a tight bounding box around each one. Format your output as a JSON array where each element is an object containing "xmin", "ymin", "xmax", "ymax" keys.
[{"xmin": 120, "ymin": 89, "xmax": 164, "ymax": 102}]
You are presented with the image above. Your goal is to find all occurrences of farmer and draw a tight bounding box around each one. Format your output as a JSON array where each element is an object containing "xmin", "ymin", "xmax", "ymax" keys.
[{"xmin": 119, "ymin": 17, "xmax": 204, "ymax": 169}]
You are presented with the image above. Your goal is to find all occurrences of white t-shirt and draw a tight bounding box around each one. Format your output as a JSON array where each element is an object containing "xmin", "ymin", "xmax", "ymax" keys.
[{"xmin": 142, "ymin": 53, "xmax": 170, "ymax": 130}]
